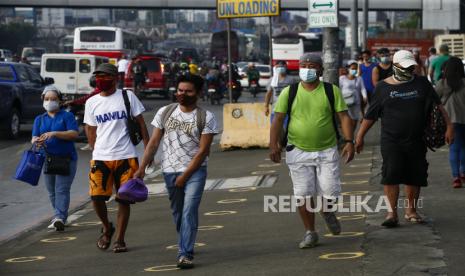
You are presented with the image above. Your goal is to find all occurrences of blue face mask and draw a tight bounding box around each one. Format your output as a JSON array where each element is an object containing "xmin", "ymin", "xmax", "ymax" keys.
[
  {"xmin": 299, "ymin": 68, "xmax": 318, "ymax": 82},
  {"xmin": 380, "ymin": 57, "xmax": 390, "ymax": 64},
  {"xmin": 349, "ymin": 69, "xmax": 358, "ymax": 76},
  {"xmin": 276, "ymin": 67, "xmax": 286, "ymax": 75}
]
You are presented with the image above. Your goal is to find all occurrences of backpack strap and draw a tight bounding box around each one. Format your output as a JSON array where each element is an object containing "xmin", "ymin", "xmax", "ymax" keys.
[
  {"xmin": 196, "ymin": 107, "xmax": 207, "ymax": 135},
  {"xmin": 281, "ymin": 82, "xmax": 299, "ymax": 147},
  {"xmin": 161, "ymin": 103, "xmax": 179, "ymax": 130},
  {"xmin": 323, "ymin": 82, "xmax": 341, "ymax": 140},
  {"xmin": 122, "ymin": 89, "xmax": 132, "ymax": 119}
]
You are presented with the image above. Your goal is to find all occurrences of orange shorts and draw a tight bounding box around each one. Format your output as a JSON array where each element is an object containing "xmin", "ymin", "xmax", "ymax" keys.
[{"xmin": 89, "ymin": 158, "xmax": 139, "ymax": 203}]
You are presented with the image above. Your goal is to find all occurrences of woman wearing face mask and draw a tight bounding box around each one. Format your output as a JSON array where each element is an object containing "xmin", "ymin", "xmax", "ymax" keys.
[
  {"xmin": 31, "ymin": 85, "xmax": 79, "ymax": 231},
  {"xmin": 372, "ymin": 47, "xmax": 393, "ymax": 87},
  {"xmin": 339, "ymin": 60, "xmax": 367, "ymax": 130}
]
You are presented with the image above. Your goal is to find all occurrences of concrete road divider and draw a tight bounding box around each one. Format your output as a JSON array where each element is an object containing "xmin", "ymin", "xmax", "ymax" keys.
[{"xmin": 220, "ymin": 103, "xmax": 270, "ymax": 150}]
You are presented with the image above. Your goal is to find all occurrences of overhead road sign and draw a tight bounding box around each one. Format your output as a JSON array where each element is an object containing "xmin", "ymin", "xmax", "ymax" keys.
[
  {"xmin": 217, "ymin": 0, "xmax": 280, "ymax": 19},
  {"xmin": 308, "ymin": 0, "xmax": 338, "ymax": 28}
]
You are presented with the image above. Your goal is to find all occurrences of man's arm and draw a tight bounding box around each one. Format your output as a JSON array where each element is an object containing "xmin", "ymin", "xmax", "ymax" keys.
[
  {"xmin": 428, "ymin": 66, "xmax": 434, "ymax": 83},
  {"xmin": 134, "ymin": 127, "xmax": 163, "ymax": 179},
  {"xmin": 175, "ymin": 133, "xmax": 215, "ymax": 188},
  {"xmin": 85, "ymin": 125, "xmax": 97, "ymax": 149},
  {"xmin": 355, "ymin": 119, "xmax": 376, "ymax": 153},
  {"xmin": 337, "ymin": 111, "xmax": 355, "ymax": 163},
  {"xmin": 269, "ymin": 112, "xmax": 286, "ymax": 163},
  {"xmin": 372, "ymin": 66, "xmax": 379, "ymax": 86}
]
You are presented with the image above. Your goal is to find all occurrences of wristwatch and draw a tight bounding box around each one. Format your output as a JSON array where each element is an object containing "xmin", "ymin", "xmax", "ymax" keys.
[{"xmin": 344, "ymin": 139, "xmax": 355, "ymax": 144}]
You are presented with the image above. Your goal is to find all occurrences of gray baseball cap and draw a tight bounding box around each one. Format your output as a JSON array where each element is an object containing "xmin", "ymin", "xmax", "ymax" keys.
[
  {"xmin": 93, "ymin": 63, "xmax": 118, "ymax": 76},
  {"xmin": 299, "ymin": 53, "xmax": 323, "ymax": 65}
]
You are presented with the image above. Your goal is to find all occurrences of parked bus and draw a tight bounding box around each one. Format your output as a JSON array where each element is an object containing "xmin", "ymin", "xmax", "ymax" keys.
[
  {"xmin": 272, "ymin": 32, "xmax": 322, "ymax": 71},
  {"xmin": 73, "ymin": 26, "xmax": 145, "ymax": 65},
  {"xmin": 210, "ymin": 30, "xmax": 248, "ymax": 61}
]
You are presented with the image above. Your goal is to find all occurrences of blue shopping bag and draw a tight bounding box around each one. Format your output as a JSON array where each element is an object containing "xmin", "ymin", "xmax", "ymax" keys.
[{"xmin": 13, "ymin": 144, "xmax": 45, "ymax": 186}]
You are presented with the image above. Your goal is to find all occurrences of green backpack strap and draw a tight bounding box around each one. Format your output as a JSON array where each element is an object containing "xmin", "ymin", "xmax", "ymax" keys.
[
  {"xmin": 196, "ymin": 107, "xmax": 207, "ymax": 136},
  {"xmin": 161, "ymin": 103, "xmax": 179, "ymax": 130}
]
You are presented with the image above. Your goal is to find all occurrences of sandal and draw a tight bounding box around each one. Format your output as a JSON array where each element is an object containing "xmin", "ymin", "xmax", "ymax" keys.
[
  {"xmin": 381, "ymin": 217, "xmax": 399, "ymax": 228},
  {"xmin": 404, "ymin": 214, "xmax": 424, "ymax": 224},
  {"xmin": 113, "ymin": 241, "xmax": 128, "ymax": 253},
  {"xmin": 96, "ymin": 222, "xmax": 115, "ymax": 250}
]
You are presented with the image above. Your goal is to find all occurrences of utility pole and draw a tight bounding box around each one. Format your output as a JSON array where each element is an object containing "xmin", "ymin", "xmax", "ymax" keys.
[
  {"xmin": 226, "ymin": 18, "xmax": 232, "ymax": 103},
  {"xmin": 351, "ymin": 0, "xmax": 359, "ymax": 59},
  {"xmin": 362, "ymin": 0, "xmax": 368, "ymax": 51},
  {"xmin": 269, "ymin": 17, "xmax": 273, "ymax": 78},
  {"xmin": 322, "ymin": 27, "xmax": 339, "ymax": 85}
]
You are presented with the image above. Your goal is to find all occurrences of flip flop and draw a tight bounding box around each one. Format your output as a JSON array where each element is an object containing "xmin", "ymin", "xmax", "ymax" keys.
[
  {"xmin": 96, "ymin": 222, "xmax": 115, "ymax": 250},
  {"xmin": 113, "ymin": 241, "xmax": 128, "ymax": 253},
  {"xmin": 404, "ymin": 214, "xmax": 425, "ymax": 224},
  {"xmin": 381, "ymin": 217, "xmax": 399, "ymax": 228}
]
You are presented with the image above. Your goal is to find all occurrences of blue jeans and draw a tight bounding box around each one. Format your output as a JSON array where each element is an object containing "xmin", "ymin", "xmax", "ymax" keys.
[
  {"xmin": 449, "ymin": 123, "xmax": 465, "ymax": 178},
  {"xmin": 43, "ymin": 159, "xmax": 77, "ymax": 223},
  {"xmin": 163, "ymin": 167, "xmax": 207, "ymax": 259}
]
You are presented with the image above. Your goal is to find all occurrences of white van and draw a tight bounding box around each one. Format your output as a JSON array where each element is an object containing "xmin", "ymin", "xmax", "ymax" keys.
[{"xmin": 40, "ymin": 54, "xmax": 108, "ymax": 99}]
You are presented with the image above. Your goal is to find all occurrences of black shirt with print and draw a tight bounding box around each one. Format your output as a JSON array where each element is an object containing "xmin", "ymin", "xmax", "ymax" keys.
[{"xmin": 364, "ymin": 76, "xmax": 441, "ymax": 146}]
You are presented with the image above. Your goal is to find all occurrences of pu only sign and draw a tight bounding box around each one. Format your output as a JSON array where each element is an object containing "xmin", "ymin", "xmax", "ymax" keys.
[
  {"xmin": 308, "ymin": 0, "xmax": 338, "ymax": 28},
  {"xmin": 217, "ymin": 0, "xmax": 280, "ymax": 19}
]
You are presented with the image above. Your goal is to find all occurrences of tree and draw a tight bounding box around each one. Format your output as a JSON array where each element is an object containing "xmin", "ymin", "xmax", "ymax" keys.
[{"xmin": 0, "ymin": 22, "xmax": 37, "ymax": 54}]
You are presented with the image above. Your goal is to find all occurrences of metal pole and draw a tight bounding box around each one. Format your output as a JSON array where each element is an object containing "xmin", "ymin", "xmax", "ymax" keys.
[
  {"xmin": 322, "ymin": 27, "xmax": 339, "ymax": 85},
  {"xmin": 269, "ymin": 16, "xmax": 273, "ymax": 78},
  {"xmin": 351, "ymin": 0, "xmax": 359, "ymax": 59},
  {"xmin": 362, "ymin": 0, "xmax": 368, "ymax": 50},
  {"xmin": 227, "ymin": 18, "xmax": 232, "ymax": 103}
]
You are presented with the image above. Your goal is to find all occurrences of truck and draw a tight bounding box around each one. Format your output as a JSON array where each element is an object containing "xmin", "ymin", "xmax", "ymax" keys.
[{"xmin": 0, "ymin": 62, "xmax": 54, "ymax": 139}]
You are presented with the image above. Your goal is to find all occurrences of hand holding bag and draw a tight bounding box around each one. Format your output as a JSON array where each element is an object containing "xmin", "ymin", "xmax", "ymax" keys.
[
  {"xmin": 13, "ymin": 144, "xmax": 45, "ymax": 186},
  {"xmin": 117, "ymin": 178, "xmax": 148, "ymax": 202}
]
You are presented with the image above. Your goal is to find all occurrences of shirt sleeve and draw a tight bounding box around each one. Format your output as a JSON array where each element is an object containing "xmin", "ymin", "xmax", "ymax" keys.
[
  {"xmin": 32, "ymin": 115, "xmax": 41, "ymax": 137},
  {"xmin": 333, "ymin": 85, "xmax": 348, "ymax": 112},
  {"xmin": 273, "ymin": 86, "xmax": 290, "ymax": 113},
  {"xmin": 83, "ymin": 100, "xmax": 97, "ymax": 126},
  {"xmin": 364, "ymin": 84, "xmax": 384, "ymax": 120},
  {"xmin": 151, "ymin": 106, "xmax": 166, "ymax": 130},
  {"xmin": 128, "ymin": 90, "xmax": 146, "ymax": 117},
  {"xmin": 64, "ymin": 111, "xmax": 79, "ymax": 132},
  {"xmin": 202, "ymin": 111, "xmax": 219, "ymax": 135}
]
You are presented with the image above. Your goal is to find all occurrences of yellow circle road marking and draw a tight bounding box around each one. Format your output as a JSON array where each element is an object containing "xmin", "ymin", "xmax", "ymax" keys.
[
  {"xmin": 5, "ymin": 256, "xmax": 46, "ymax": 263},
  {"xmin": 198, "ymin": 225, "xmax": 224, "ymax": 231},
  {"xmin": 319, "ymin": 252, "xmax": 365, "ymax": 260},
  {"xmin": 337, "ymin": 214, "xmax": 366, "ymax": 221},
  {"xmin": 341, "ymin": 191, "xmax": 370, "ymax": 196},
  {"xmin": 349, "ymin": 164, "xmax": 371, "ymax": 168},
  {"xmin": 324, "ymin": 232, "xmax": 364, "ymax": 238},
  {"xmin": 344, "ymin": 171, "xmax": 371, "ymax": 176},
  {"xmin": 144, "ymin": 265, "xmax": 179, "ymax": 272},
  {"xmin": 204, "ymin": 211, "xmax": 237, "ymax": 216},
  {"xmin": 251, "ymin": 170, "xmax": 276, "ymax": 175},
  {"xmin": 71, "ymin": 221, "xmax": 102, "ymax": 227},
  {"xmin": 166, "ymin": 243, "xmax": 206, "ymax": 250},
  {"xmin": 41, "ymin": 236, "xmax": 77, "ymax": 243},
  {"xmin": 217, "ymin": 198, "xmax": 247, "ymax": 204},
  {"xmin": 341, "ymin": 180, "xmax": 369, "ymax": 185},
  {"xmin": 354, "ymin": 157, "xmax": 372, "ymax": 161},
  {"xmin": 258, "ymin": 163, "xmax": 281, "ymax": 168},
  {"xmin": 229, "ymin": 187, "xmax": 257, "ymax": 192},
  {"xmin": 107, "ymin": 207, "xmax": 118, "ymax": 212}
]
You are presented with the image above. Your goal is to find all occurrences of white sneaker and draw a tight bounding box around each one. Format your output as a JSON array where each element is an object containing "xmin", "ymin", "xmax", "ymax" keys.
[
  {"xmin": 299, "ymin": 231, "xmax": 319, "ymax": 249},
  {"xmin": 80, "ymin": 144, "xmax": 92, "ymax": 151}
]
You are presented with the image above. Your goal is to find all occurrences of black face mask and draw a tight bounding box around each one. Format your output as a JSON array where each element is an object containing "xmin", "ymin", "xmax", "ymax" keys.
[
  {"xmin": 393, "ymin": 65, "xmax": 414, "ymax": 82},
  {"xmin": 175, "ymin": 93, "xmax": 197, "ymax": 106}
]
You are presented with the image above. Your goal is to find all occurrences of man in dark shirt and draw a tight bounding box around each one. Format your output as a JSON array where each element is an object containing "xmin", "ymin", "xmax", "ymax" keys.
[{"xmin": 355, "ymin": 50, "xmax": 453, "ymax": 227}]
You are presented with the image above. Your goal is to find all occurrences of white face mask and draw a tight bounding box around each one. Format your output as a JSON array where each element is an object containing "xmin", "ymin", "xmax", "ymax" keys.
[
  {"xmin": 43, "ymin": 100, "xmax": 60, "ymax": 112},
  {"xmin": 299, "ymin": 68, "xmax": 318, "ymax": 83}
]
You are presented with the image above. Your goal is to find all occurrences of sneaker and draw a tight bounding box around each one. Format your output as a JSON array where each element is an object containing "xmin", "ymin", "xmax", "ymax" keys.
[
  {"xmin": 453, "ymin": 178, "xmax": 462, "ymax": 188},
  {"xmin": 177, "ymin": 256, "xmax": 194, "ymax": 269},
  {"xmin": 53, "ymin": 218, "xmax": 65, "ymax": 231},
  {"xmin": 321, "ymin": 212, "xmax": 341, "ymax": 235},
  {"xmin": 80, "ymin": 144, "xmax": 92, "ymax": 151},
  {"xmin": 299, "ymin": 231, "xmax": 319, "ymax": 249}
]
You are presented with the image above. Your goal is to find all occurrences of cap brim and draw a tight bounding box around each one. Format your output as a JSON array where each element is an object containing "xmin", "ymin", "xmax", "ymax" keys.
[
  {"xmin": 398, "ymin": 60, "xmax": 417, "ymax": 68},
  {"xmin": 93, "ymin": 70, "xmax": 117, "ymax": 75}
]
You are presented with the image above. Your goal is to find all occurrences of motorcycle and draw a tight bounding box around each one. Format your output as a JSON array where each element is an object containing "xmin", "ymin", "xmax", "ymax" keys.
[
  {"xmin": 207, "ymin": 83, "xmax": 222, "ymax": 105},
  {"xmin": 228, "ymin": 80, "xmax": 242, "ymax": 103},
  {"xmin": 249, "ymin": 79, "xmax": 259, "ymax": 98}
]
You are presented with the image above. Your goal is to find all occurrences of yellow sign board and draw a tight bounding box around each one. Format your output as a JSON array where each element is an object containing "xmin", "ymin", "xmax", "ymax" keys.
[{"xmin": 217, "ymin": 0, "xmax": 280, "ymax": 19}]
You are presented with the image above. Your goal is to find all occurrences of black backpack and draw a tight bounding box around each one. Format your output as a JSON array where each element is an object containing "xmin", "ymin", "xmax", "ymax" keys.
[{"xmin": 280, "ymin": 82, "xmax": 340, "ymax": 147}]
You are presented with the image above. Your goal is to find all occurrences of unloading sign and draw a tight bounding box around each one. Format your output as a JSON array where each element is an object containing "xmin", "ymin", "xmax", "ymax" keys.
[{"xmin": 217, "ymin": 0, "xmax": 280, "ymax": 19}]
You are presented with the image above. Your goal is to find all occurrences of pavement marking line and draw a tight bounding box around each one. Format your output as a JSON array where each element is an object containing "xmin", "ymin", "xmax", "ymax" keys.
[
  {"xmin": 144, "ymin": 265, "xmax": 179, "ymax": 272},
  {"xmin": 341, "ymin": 180, "xmax": 369, "ymax": 185},
  {"xmin": 324, "ymin": 232, "xmax": 364, "ymax": 238},
  {"xmin": 198, "ymin": 225, "xmax": 224, "ymax": 231},
  {"xmin": 40, "ymin": 237, "xmax": 77, "ymax": 243},
  {"xmin": 5, "ymin": 256, "xmax": 46, "ymax": 263},
  {"xmin": 166, "ymin": 243, "xmax": 206, "ymax": 250},
  {"xmin": 229, "ymin": 187, "xmax": 257, "ymax": 192},
  {"xmin": 341, "ymin": 191, "xmax": 370, "ymax": 196},
  {"xmin": 344, "ymin": 171, "xmax": 371, "ymax": 176},
  {"xmin": 319, "ymin": 252, "xmax": 365, "ymax": 260},
  {"xmin": 204, "ymin": 211, "xmax": 237, "ymax": 216},
  {"xmin": 71, "ymin": 221, "xmax": 102, "ymax": 227},
  {"xmin": 337, "ymin": 214, "xmax": 366, "ymax": 221},
  {"xmin": 251, "ymin": 170, "xmax": 276, "ymax": 175},
  {"xmin": 106, "ymin": 207, "xmax": 118, "ymax": 212},
  {"xmin": 258, "ymin": 163, "xmax": 281, "ymax": 168},
  {"xmin": 264, "ymin": 157, "xmax": 285, "ymax": 161},
  {"xmin": 348, "ymin": 163, "xmax": 371, "ymax": 168},
  {"xmin": 217, "ymin": 198, "xmax": 247, "ymax": 204},
  {"xmin": 354, "ymin": 157, "xmax": 372, "ymax": 161}
]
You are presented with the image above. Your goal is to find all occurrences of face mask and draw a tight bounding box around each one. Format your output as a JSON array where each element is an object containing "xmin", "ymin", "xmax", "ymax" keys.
[
  {"xmin": 392, "ymin": 64, "xmax": 414, "ymax": 82},
  {"xmin": 380, "ymin": 57, "xmax": 390, "ymax": 64},
  {"xmin": 176, "ymin": 93, "xmax": 197, "ymax": 106},
  {"xmin": 96, "ymin": 78, "xmax": 115, "ymax": 91},
  {"xmin": 43, "ymin": 100, "xmax": 60, "ymax": 112},
  {"xmin": 349, "ymin": 69, "xmax": 358, "ymax": 76},
  {"xmin": 276, "ymin": 67, "xmax": 286, "ymax": 75},
  {"xmin": 299, "ymin": 68, "xmax": 318, "ymax": 83}
]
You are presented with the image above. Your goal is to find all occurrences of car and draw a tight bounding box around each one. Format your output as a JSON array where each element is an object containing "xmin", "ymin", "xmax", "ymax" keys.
[
  {"xmin": 239, "ymin": 64, "xmax": 271, "ymax": 91},
  {"xmin": 0, "ymin": 62, "xmax": 54, "ymax": 139},
  {"xmin": 124, "ymin": 54, "xmax": 170, "ymax": 98},
  {"xmin": 21, "ymin": 47, "xmax": 46, "ymax": 67}
]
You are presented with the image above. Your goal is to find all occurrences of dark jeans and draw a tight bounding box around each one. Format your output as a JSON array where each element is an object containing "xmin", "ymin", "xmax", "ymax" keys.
[{"xmin": 449, "ymin": 123, "xmax": 465, "ymax": 178}]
